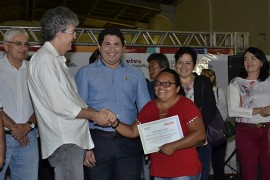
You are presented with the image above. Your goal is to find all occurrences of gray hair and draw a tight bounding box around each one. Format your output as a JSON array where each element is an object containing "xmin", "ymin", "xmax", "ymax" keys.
[
  {"xmin": 4, "ymin": 28, "xmax": 29, "ymax": 42},
  {"xmin": 40, "ymin": 6, "xmax": 79, "ymax": 41}
]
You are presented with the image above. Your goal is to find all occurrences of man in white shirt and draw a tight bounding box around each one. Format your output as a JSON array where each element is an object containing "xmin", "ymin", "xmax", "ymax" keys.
[
  {"xmin": 27, "ymin": 6, "xmax": 116, "ymax": 180},
  {"xmin": 0, "ymin": 28, "xmax": 39, "ymax": 180}
]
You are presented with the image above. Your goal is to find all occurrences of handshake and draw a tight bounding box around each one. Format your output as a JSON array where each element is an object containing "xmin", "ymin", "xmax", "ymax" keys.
[{"xmin": 91, "ymin": 108, "xmax": 118, "ymax": 127}]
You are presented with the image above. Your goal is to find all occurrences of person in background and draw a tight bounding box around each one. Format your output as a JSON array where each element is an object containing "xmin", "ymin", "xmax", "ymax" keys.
[
  {"xmin": 89, "ymin": 48, "xmax": 100, "ymax": 64},
  {"xmin": 228, "ymin": 47, "xmax": 270, "ymax": 180},
  {"xmin": 174, "ymin": 46, "xmax": 217, "ymax": 180},
  {"xmin": 0, "ymin": 101, "xmax": 5, "ymax": 169},
  {"xmin": 201, "ymin": 68, "xmax": 228, "ymax": 180},
  {"xmin": 27, "ymin": 7, "xmax": 116, "ymax": 180},
  {"xmin": 0, "ymin": 28, "xmax": 39, "ymax": 179},
  {"xmin": 147, "ymin": 53, "xmax": 170, "ymax": 100},
  {"xmin": 75, "ymin": 27, "xmax": 150, "ymax": 180},
  {"xmin": 111, "ymin": 68, "xmax": 205, "ymax": 179}
]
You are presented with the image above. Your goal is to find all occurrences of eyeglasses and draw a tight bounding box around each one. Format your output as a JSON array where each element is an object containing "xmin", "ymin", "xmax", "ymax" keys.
[
  {"xmin": 6, "ymin": 41, "xmax": 31, "ymax": 48},
  {"xmin": 154, "ymin": 80, "xmax": 176, "ymax": 88},
  {"xmin": 63, "ymin": 31, "xmax": 76, "ymax": 38}
]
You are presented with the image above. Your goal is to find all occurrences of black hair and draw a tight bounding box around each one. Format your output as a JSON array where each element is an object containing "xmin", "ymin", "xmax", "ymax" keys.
[
  {"xmin": 174, "ymin": 46, "xmax": 197, "ymax": 67},
  {"xmin": 98, "ymin": 27, "xmax": 125, "ymax": 46},
  {"xmin": 147, "ymin": 53, "xmax": 170, "ymax": 69},
  {"xmin": 239, "ymin": 47, "xmax": 269, "ymax": 81}
]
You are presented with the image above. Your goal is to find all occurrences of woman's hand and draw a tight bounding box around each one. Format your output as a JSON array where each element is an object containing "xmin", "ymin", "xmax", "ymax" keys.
[
  {"xmin": 261, "ymin": 106, "xmax": 270, "ymax": 117},
  {"xmin": 159, "ymin": 143, "xmax": 176, "ymax": 155}
]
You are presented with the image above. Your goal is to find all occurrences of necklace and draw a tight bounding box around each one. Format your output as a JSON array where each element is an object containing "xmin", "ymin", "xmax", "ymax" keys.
[
  {"xmin": 181, "ymin": 75, "xmax": 195, "ymax": 86},
  {"xmin": 159, "ymin": 112, "xmax": 168, "ymax": 116}
]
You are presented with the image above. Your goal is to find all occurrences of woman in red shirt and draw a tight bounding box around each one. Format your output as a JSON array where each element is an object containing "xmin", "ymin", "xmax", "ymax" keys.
[{"xmin": 111, "ymin": 68, "xmax": 206, "ymax": 179}]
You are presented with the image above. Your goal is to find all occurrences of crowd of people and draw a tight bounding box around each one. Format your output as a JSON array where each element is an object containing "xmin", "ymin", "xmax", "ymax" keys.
[{"xmin": 0, "ymin": 5, "xmax": 270, "ymax": 180}]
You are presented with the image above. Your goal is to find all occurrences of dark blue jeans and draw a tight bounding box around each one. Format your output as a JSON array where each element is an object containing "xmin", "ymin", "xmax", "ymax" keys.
[
  {"xmin": 197, "ymin": 144, "xmax": 212, "ymax": 180},
  {"xmin": 85, "ymin": 130, "xmax": 142, "ymax": 180}
]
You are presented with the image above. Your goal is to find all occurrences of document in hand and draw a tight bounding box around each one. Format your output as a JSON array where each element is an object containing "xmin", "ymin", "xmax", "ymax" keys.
[{"xmin": 137, "ymin": 115, "xmax": 183, "ymax": 154}]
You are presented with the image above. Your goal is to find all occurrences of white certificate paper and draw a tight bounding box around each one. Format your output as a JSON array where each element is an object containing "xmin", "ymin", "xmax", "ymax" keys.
[{"xmin": 137, "ymin": 115, "xmax": 183, "ymax": 154}]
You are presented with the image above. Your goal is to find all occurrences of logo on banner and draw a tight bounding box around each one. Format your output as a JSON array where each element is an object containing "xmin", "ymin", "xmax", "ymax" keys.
[{"xmin": 125, "ymin": 58, "xmax": 148, "ymax": 68}]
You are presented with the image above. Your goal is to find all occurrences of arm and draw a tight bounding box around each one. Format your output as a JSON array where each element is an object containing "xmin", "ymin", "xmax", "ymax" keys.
[
  {"xmin": 11, "ymin": 113, "xmax": 36, "ymax": 140},
  {"xmin": 76, "ymin": 108, "xmax": 115, "ymax": 126},
  {"xmin": 159, "ymin": 117, "xmax": 206, "ymax": 155},
  {"xmin": 1, "ymin": 111, "xmax": 30, "ymax": 146},
  {"xmin": 112, "ymin": 119, "xmax": 139, "ymax": 138},
  {"xmin": 227, "ymin": 83, "xmax": 253, "ymax": 118},
  {"xmin": 0, "ymin": 111, "xmax": 5, "ymax": 168},
  {"xmin": 0, "ymin": 110, "xmax": 16, "ymax": 130}
]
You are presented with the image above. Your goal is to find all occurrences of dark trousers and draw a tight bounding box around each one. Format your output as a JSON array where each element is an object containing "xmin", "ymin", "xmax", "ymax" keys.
[
  {"xmin": 85, "ymin": 129, "xmax": 143, "ymax": 180},
  {"xmin": 197, "ymin": 144, "xmax": 212, "ymax": 180},
  {"xmin": 211, "ymin": 140, "xmax": 227, "ymax": 180}
]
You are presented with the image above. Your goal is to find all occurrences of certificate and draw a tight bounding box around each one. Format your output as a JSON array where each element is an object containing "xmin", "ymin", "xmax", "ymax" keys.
[{"xmin": 137, "ymin": 115, "xmax": 183, "ymax": 154}]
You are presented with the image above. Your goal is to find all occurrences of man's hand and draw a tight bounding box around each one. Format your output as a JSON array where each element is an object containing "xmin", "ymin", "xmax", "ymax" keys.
[
  {"xmin": 92, "ymin": 109, "xmax": 116, "ymax": 126},
  {"xmin": 84, "ymin": 150, "xmax": 96, "ymax": 167},
  {"xmin": 17, "ymin": 136, "xmax": 30, "ymax": 147},
  {"xmin": 11, "ymin": 123, "xmax": 31, "ymax": 140}
]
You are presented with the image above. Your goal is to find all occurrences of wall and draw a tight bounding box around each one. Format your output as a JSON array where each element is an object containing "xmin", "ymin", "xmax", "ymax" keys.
[{"xmin": 175, "ymin": 0, "xmax": 270, "ymax": 54}]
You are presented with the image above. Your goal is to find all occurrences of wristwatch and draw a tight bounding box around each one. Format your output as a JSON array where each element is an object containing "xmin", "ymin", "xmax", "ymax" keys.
[{"xmin": 26, "ymin": 122, "xmax": 35, "ymax": 129}]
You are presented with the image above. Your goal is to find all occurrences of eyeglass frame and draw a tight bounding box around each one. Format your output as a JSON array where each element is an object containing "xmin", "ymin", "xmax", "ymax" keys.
[
  {"xmin": 63, "ymin": 31, "xmax": 76, "ymax": 38},
  {"xmin": 154, "ymin": 80, "xmax": 177, "ymax": 88},
  {"xmin": 6, "ymin": 41, "xmax": 31, "ymax": 48}
]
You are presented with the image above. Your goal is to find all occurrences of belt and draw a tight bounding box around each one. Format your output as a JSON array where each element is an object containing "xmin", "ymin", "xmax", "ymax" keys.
[
  {"xmin": 237, "ymin": 122, "xmax": 270, "ymax": 128},
  {"xmin": 5, "ymin": 130, "xmax": 12, "ymax": 135},
  {"xmin": 90, "ymin": 129, "xmax": 124, "ymax": 139}
]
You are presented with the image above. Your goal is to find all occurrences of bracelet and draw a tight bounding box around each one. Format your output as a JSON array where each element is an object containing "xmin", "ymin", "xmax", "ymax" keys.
[{"xmin": 112, "ymin": 119, "xmax": 120, "ymax": 129}]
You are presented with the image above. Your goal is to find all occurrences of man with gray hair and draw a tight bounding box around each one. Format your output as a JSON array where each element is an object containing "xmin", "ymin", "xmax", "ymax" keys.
[
  {"xmin": 0, "ymin": 28, "xmax": 39, "ymax": 179},
  {"xmin": 27, "ymin": 6, "xmax": 116, "ymax": 180}
]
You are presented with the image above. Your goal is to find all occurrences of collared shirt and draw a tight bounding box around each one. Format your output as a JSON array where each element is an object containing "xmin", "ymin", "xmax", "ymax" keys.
[
  {"xmin": 228, "ymin": 77, "xmax": 270, "ymax": 123},
  {"xmin": 28, "ymin": 42, "xmax": 94, "ymax": 158},
  {"xmin": 75, "ymin": 58, "xmax": 150, "ymax": 132},
  {"xmin": 0, "ymin": 54, "xmax": 34, "ymax": 124}
]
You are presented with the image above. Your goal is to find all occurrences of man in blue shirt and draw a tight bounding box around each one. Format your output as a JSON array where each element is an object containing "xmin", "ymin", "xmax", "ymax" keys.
[{"xmin": 75, "ymin": 27, "xmax": 150, "ymax": 180}]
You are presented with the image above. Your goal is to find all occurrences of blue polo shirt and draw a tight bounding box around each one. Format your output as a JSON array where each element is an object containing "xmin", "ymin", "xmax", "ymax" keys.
[{"xmin": 75, "ymin": 59, "xmax": 150, "ymax": 132}]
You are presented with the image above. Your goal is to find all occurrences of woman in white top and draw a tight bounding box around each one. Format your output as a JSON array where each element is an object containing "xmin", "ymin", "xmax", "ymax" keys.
[
  {"xmin": 227, "ymin": 47, "xmax": 270, "ymax": 180},
  {"xmin": 201, "ymin": 68, "xmax": 228, "ymax": 180}
]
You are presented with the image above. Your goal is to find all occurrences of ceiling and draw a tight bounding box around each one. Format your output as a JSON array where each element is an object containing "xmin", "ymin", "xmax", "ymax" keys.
[{"xmin": 0, "ymin": 0, "xmax": 181, "ymax": 29}]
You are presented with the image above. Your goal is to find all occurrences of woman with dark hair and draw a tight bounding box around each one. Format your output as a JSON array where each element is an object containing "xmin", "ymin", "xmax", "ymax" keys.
[
  {"xmin": 111, "ymin": 68, "xmax": 205, "ymax": 179},
  {"xmin": 228, "ymin": 47, "xmax": 270, "ymax": 180},
  {"xmin": 174, "ymin": 47, "xmax": 217, "ymax": 180}
]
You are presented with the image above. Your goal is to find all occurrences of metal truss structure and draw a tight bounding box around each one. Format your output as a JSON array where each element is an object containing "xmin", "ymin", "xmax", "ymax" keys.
[{"xmin": 0, "ymin": 26, "xmax": 249, "ymax": 54}]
